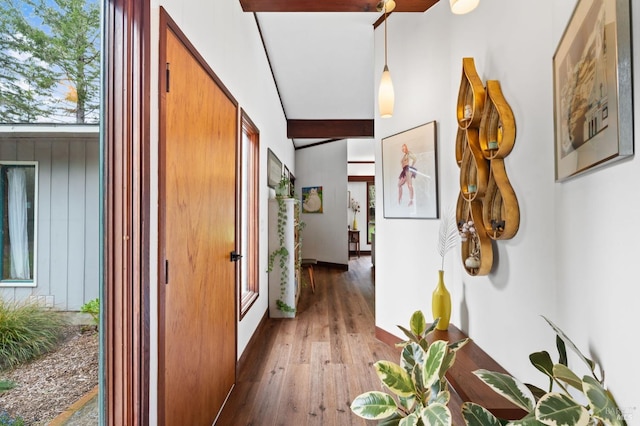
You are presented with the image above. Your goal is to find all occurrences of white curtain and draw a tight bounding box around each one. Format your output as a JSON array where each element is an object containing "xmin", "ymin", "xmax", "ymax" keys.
[{"xmin": 7, "ymin": 168, "xmax": 30, "ymax": 279}]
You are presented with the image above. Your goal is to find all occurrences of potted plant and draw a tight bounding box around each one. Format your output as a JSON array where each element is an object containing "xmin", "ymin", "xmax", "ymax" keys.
[
  {"xmin": 350, "ymin": 310, "xmax": 468, "ymax": 425},
  {"xmin": 461, "ymin": 317, "xmax": 627, "ymax": 426}
]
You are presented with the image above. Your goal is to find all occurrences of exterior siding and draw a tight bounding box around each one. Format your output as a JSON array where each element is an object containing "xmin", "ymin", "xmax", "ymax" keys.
[{"xmin": 0, "ymin": 134, "xmax": 99, "ymax": 311}]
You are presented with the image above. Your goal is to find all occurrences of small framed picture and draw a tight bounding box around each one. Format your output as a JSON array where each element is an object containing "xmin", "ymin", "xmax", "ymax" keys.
[{"xmin": 267, "ymin": 148, "xmax": 282, "ymax": 189}]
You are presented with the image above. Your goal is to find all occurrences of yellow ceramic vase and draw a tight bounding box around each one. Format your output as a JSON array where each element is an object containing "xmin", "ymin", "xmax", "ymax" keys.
[
  {"xmin": 352, "ymin": 216, "xmax": 358, "ymax": 230},
  {"xmin": 432, "ymin": 270, "xmax": 451, "ymax": 331}
]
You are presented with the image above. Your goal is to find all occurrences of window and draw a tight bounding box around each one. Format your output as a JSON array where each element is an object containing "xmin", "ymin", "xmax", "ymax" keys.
[
  {"xmin": 0, "ymin": 162, "xmax": 38, "ymax": 286},
  {"xmin": 239, "ymin": 111, "xmax": 259, "ymax": 317}
]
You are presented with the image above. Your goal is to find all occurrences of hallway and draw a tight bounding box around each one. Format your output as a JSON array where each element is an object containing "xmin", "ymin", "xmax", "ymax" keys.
[{"xmin": 216, "ymin": 256, "xmax": 399, "ymax": 425}]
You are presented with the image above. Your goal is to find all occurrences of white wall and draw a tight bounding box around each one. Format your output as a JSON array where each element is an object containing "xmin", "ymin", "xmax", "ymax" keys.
[
  {"xmin": 295, "ymin": 140, "xmax": 349, "ymax": 265},
  {"xmin": 148, "ymin": 1, "xmax": 293, "ymax": 422},
  {"xmin": 374, "ymin": 0, "xmax": 640, "ymax": 415}
]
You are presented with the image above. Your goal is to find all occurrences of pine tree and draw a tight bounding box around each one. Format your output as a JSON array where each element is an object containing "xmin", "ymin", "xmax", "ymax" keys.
[{"xmin": 0, "ymin": 0, "xmax": 100, "ymax": 123}]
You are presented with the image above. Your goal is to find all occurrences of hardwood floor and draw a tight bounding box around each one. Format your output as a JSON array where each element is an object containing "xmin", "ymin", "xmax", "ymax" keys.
[{"xmin": 216, "ymin": 256, "xmax": 400, "ymax": 425}]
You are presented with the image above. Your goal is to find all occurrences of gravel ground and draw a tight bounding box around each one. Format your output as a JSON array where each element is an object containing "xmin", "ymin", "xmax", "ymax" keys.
[{"xmin": 0, "ymin": 326, "xmax": 99, "ymax": 425}]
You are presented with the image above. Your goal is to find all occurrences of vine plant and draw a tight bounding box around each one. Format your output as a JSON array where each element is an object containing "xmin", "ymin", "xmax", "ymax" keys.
[{"xmin": 267, "ymin": 176, "xmax": 304, "ymax": 313}]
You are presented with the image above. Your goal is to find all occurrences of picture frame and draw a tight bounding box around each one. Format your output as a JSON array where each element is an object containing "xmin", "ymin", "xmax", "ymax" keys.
[
  {"xmin": 553, "ymin": 0, "xmax": 633, "ymax": 181},
  {"xmin": 382, "ymin": 121, "xmax": 438, "ymax": 219},
  {"xmin": 301, "ymin": 186, "xmax": 323, "ymax": 214},
  {"xmin": 267, "ymin": 148, "xmax": 282, "ymax": 189},
  {"xmin": 283, "ymin": 164, "xmax": 290, "ymax": 194},
  {"xmin": 289, "ymin": 172, "xmax": 295, "ymax": 198}
]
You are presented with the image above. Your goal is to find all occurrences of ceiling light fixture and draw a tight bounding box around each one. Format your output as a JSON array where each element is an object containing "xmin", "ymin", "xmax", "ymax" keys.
[
  {"xmin": 449, "ymin": 0, "xmax": 479, "ymax": 14},
  {"xmin": 378, "ymin": 0, "xmax": 395, "ymax": 118}
]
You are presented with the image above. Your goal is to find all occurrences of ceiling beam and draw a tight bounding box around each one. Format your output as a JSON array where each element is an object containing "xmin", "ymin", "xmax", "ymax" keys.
[
  {"xmin": 240, "ymin": 0, "xmax": 439, "ymax": 13},
  {"xmin": 288, "ymin": 119, "xmax": 374, "ymax": 139}
]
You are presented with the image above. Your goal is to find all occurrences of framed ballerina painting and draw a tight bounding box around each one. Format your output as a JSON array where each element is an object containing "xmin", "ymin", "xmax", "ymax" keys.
[{"xmin": 381, "ymin": 121, "xmax": 439, "ymax": 219}]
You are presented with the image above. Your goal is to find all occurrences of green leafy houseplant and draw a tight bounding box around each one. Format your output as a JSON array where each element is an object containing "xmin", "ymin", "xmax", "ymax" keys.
[
  {"xmin": 462, "ymin": 317, "xmax": 627, "ymax": 426},
  {"xmin": 350, "ymin": 311, "xmax": 469, "ymax": 425}
]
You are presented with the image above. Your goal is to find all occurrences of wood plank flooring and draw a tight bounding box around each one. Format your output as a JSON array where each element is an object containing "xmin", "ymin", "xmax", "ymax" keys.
[{"xmin": 216, "ymin": 256, "xmax": 400, "ymax": 425}]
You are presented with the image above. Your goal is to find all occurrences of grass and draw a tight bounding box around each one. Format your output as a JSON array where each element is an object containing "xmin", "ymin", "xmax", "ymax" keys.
[{"xmin": 0, "ymin": 298, "xmax": 67, "ymax": 370}]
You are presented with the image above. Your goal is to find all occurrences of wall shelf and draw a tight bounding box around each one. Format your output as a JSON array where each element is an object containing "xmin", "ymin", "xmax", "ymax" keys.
[{"xmin": 455, "ymin": 59, "xmax": 519, "ymax": 275}]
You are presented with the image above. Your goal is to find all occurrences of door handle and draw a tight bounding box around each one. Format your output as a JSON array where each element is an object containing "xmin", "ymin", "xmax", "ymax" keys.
[{"xmin": 230, "ymin": 251, "xmax": 243, "ymax": 262}]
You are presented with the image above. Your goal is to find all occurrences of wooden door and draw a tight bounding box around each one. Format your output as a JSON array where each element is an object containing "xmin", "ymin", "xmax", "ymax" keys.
[{"xmin": 159, "ymin": 18, "xmax": 237, "ymax": 425}]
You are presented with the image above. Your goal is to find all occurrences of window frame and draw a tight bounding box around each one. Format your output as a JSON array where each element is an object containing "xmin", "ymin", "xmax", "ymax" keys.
[
  {"xmin": 238, "ymin": 109, "xmax": 260, "ymax": 319},
  {"xmin": 0, "ymin": 160, "xmax": 38, "ymax": 287}
]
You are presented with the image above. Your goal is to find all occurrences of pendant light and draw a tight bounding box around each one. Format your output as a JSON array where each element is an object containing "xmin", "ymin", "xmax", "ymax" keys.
[
  {"xmin": 378, "ymin": 0, "xmax": 395, "ymax": 118},
  {"xmin": 449, "ymin": 0, "xmax": 479, "ymax": 15}
]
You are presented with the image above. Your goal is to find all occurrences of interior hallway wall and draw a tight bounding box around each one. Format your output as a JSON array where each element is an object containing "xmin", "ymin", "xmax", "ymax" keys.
[{"xmin": 374, "ymin": 0, "xmax": 640, "ymax": 414}]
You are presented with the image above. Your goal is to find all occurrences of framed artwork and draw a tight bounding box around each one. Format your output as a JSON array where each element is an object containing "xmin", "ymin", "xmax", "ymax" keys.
[
  {"xmin": 289, "ymin": 172, "xmax": 295, "ymax": 198},
  {"xmin": 301, "ymin": 186, "xmax": 323, "ymax": 213},
  {"xmin": 382, "ymin": 121, "xmax": 438, "ymax": 219},
  {"xmin": 553, "ymin": 0, "xmax": 633, "ymax": 181},
  {"xmin": 267, "ymin": 148, "xmax": 282, "ymax": 188},
  {"xmin": 283, "ymin": 165, "xmax": 290, "ymax": 194}
]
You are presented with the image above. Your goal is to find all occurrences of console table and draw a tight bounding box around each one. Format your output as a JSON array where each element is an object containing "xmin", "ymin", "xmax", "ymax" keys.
[{"xmin": 348, "ymin": 230, "xmax": 360, "ymax": 258}]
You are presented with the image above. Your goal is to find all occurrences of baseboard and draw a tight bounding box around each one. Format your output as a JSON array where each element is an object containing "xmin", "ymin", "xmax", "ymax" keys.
[
  {"xmin": 236, "ymin": 309, "xmax": 269, "ymax": 376},
  {"xmin": 317, "ymin": 261, "xmax": 348, "ymax": 271},
  {"xmin": 375, "ymin": 326, "xmax": 402, "ymax": 347}
]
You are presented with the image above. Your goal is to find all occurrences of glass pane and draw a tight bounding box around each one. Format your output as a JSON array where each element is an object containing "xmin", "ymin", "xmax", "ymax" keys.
[{"xmin": 1, "ymin": 165, "xmax": 36, "ymax": 280}]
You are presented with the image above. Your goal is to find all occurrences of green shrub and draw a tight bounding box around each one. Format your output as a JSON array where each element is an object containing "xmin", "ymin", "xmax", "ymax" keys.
[
  {"xmin": 0, "ymin": 380, "xmax": 15, "ymax": 393},
  {"xmin": 0, "ymin": 411, "xmax": 24, "ymax": 426},
  {"xmin": 0, "ymin": 298, "xmax": 66, "ymax": 370},
  {"xmin": 80, "ymin": 298, "xmax": 100, "ymax": 325}
]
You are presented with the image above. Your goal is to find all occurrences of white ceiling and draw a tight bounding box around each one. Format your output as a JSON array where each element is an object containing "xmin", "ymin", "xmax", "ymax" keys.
[
  {"xmin": 255, "ymin": 11, "xmax": 382, "ymax": 148},
  {"xmin": 257, "ymin": 12, "xmax": 376, "ymax": 121}
]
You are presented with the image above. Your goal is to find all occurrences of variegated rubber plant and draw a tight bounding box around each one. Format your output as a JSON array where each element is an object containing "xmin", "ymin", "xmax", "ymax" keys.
[
  {"xmin": 350, "ymin": 311, "xmax": 469, "ymax": 426},
  {"xmin": 462, "ymin": 316, "xmax": 627, "ymax": 426}
]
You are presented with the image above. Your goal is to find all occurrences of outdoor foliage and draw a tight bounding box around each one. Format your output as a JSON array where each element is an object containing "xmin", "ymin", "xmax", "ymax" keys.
[
  {"xmin": 0, "ymin": 411, "xmax": 24, "ymax": 426},
  {"xmin": 80, "ymin": 298, "xmax": 99, "ymax": 325},
  {"xmin": 0, "ymin": 297, "xmax": 66, "ymax": 370},
  {"xmin": 0, "ymin": 380, "xmax": 15, "ymax": 393},
  {"xmin": 0, "ymin": 0, "xmax": 100, "ymax": 123}
]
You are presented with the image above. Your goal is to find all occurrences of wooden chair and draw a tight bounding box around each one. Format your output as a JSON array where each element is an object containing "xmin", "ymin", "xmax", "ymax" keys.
[{"xmin": 301, "ymin": 258, "xmax": 317, "ymax": 293}]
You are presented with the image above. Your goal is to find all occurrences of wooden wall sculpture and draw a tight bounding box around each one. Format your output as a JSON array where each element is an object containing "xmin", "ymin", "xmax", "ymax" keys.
[{"xmin": 455, "ymin": 58, "xmax": 519, "ymax": 276}]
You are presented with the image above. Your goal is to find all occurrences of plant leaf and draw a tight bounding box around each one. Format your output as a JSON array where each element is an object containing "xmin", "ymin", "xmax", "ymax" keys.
[
  {"xmin": 448, "ymin": 337, "xmax": 470, "ymax": 352},
  {"xmin": 419, "ymin": 403, "xmax": 452, "ymax": 426},
  {"xmin": 525, "ymin": 383, "xmax": 547, "ymax": 402},
  {"xmin": 507, "ymin": 413, "xmax": 545, "ymax": 425},
  {"xmin": 399, "ymin": 412, "xmax": 420, "ymax": 426},
  {"xmin": 534, "ymin": 392, "xmax": 589, "ymax": 426},
  {"xmin": 409, "ymin": 310, "xmax": 427, "ymax": 337},
  {"xmin": 422, "ymin": 340, "xmax": 447, "ymax": 389},
  {"xmin": 461, "ymin": 402, "xmax": 502, "ymax": 426},
  {"xmin": 542, "ymin": 316, "xmax": 595, "ymax": 373},
  {"xmin": 432, "ymin": 390, "xmax": 450, "ymax": 406},
  {"xmin": 398, "ymin": 395, "xmax": 416, "ymax": 412},
  {"xmin": 552, "ymin": 364, "xmax": 582, "ymax": 391},
  {"xmin": 375, "ymin": 360, "xmax": 415, "ymax": 398},
  {"xmin": 350, "ymin": 391, "xmax": 398, "ymax": 420},
  {"xmin": 474, "ymin": 369, "xmax": 535, "ymax": 412},
  {"xmin": 397, "ymin": 325, "xmax": 418, "ymax": 344},
  {"xmin": 401, "ymin": 342, "xmax": 425, "ymax": 374},
  {"xmin": 583, "ymin": 376, "xmax": 626, "ymax": 426},
  {"xmin": 378, "ymin": 412, "xmax": 403, "ymax": 426},
  {"xmin": 530, "ymin": 351, "xmax": 554, "ymax": 378},
  {"xmin": 556, "ymin": 335, "xmax": 567, "ymax": 367}
]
